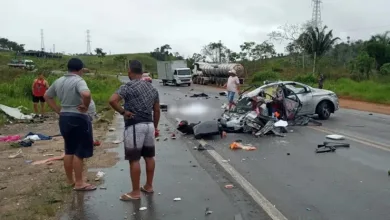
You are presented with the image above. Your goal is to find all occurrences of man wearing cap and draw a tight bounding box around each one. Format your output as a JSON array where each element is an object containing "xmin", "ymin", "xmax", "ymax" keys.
[
  {"xmin": 224, "ymin": 69, "xmax": 240, "ymax": 111},
  {"xmin": 109, "ymin": 60, "xmax": 160, "ymax": 200},
  {"xmin": 44, "ymin": 58, "xmax": 96, "ymax": 191}
]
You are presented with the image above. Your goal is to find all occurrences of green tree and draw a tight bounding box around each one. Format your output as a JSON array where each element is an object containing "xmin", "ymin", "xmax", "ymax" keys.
[
  {"xmin": 298, "ymin": 25, "xmax": 340, "ymax": 73},
  {"xmin": 349, "ymin": 52, "xmax": 375, "ymax": 80},
  {"xmin": 239, "ymin": 42, "xmax": 255, "ymax": 61},
  {"xmin": 113, "ymin": 55, "xmax": 127, "ymax": 71},
  {"xmin": 379, "ymin": 63, "xmax": 390, "ymax": 75}
]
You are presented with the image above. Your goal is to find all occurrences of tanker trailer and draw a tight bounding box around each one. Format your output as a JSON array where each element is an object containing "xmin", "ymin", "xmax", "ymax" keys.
[{"xmin": 192, "ymin": 62, "xmax": 245, "ymax": 86}]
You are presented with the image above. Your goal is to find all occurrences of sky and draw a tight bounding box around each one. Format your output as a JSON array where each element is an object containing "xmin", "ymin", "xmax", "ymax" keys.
[{"xmin": 2, "ymin": 0, "xmax": 390, "ymax": 57}]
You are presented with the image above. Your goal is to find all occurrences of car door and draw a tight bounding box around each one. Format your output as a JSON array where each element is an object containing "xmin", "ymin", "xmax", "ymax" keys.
[{"xmin": 284, "ymin": 83, "xmax": 313, "ymax": 115}]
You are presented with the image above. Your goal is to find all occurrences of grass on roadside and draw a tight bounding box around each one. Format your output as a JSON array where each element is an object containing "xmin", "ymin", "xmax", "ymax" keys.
[{"xmin": 0, "ymin": 70, "xmax": 122, "ymax": 125}]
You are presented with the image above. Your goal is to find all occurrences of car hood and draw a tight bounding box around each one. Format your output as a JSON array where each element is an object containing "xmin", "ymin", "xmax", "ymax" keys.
[{"xmin": 310, "ymin": 88, "xmax": 336, "ymax": 96}]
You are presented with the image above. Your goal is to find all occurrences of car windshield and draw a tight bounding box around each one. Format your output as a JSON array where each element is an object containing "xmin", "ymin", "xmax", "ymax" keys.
[{"xmin": 177, "ymin": 69, "xmax": 191, "ymax": 76}]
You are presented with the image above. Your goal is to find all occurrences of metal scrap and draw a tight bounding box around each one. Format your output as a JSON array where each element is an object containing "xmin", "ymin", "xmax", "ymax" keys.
[{"xmin": 316, "ymin": 141, "xmax": 350, "ymax": 153}]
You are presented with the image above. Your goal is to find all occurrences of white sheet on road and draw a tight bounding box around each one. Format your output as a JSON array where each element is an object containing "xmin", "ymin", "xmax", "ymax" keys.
[
  {"xmin": 274, "ymin": 120, "xmax": 288, "ymax": 127},
  {"xmin": 0, "ymin": 104, "xmax": 33, "ymax": 120},
  {"xmin": 326, "ymin": 134, "xmax": 345, "ymax": 140}
]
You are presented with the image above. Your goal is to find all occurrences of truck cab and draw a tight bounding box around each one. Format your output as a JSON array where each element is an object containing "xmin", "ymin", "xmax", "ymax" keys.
[
  {"xmin": 173, "ymin": 68, "xmax": 192, "ymax": 86},
  {"xmin": 157, "ymin": 60, "xmax": 192, "ymax": 86}
]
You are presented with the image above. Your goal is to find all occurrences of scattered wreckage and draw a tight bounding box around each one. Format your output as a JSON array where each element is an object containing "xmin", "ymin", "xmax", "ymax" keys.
[{"xmin": 219, "ymin": 82, "xmax": 324, "ymax": 138}]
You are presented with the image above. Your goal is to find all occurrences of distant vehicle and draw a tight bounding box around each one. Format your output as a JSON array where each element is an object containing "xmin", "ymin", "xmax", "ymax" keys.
[
  {"xmin": 8, "ymin": 59, "xmax": 35, "ymax": 70},
  {"xmin": 243, "ymin": 81, "xmax": 339, "ymax": 120},
  {"xmin": 192, "ymin": 62, "xmax": 245, "ymax": 86},
  {"xmin": 157, "ymin": 60, "xmax": 192, "ymax": 86},
  {"xmin": 141, "ymin": 72, "xmax": 152, "ymax": 83}
]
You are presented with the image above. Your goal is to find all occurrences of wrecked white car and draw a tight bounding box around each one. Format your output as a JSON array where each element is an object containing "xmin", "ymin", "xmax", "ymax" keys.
[
  {"xmin": 244, "ymin": 81, "xmax": 339, "ymax": 120},
  {"xmin": 220, "ymin": 81, "xmax": 325, "ymax": 137}
]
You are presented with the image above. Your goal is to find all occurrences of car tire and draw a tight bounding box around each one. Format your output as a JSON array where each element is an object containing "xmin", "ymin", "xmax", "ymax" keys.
[{"xmin": 317, "ymin": 101, "xmax": 331, "ymax": 120}]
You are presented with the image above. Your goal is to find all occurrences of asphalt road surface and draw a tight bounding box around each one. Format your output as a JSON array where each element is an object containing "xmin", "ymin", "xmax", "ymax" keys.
[{"xmin": 146, "ymin": 78, "xmax": 390, "ymax": 220}]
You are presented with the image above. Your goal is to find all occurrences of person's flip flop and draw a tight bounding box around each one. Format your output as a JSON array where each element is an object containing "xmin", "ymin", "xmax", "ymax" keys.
[
  {"xmin": 73, "ymin": 184, "xmax": 97, "ymax": 191},
  {"xmin": 141, "ymin": 186, "xmax": 154, "ymax": 193},
  {"xmin": 120, "ymin": 193, "xmax": 140, "ymax": 201}
]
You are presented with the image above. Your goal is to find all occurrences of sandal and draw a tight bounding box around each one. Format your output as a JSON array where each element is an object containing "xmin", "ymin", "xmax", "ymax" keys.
[
  {"xmin": 73, "ymin": 184, "xmax": 97, "ymax": 191},
  {"xmin": 120, "ymin": 193, "xmax": 140, "ymax": 201},
  {"xmin": 141, "ymin": 186, "xmax": 154, "ymax": 193}
]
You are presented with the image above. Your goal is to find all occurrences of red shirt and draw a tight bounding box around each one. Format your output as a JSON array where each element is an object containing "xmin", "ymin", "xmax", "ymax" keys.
[{"xmin": 33, "ymin": 79, "xmax": 47, "ymax": 97}]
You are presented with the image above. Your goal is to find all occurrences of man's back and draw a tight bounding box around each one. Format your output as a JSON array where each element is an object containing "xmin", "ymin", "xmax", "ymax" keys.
[
  {"xmin": 45, "ymin": 73, "xmax": 89, "ymax": 114},
  {"xmin": 227, "ymin": 76, "xmax": 239, "ymax": 92},
  {"xmin": 117, "ymin": 79, "xmax": 159, "ymax": 126}
]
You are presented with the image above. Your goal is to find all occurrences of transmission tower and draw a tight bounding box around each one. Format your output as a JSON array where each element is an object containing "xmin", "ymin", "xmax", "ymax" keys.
[
  {"xmin": 311, "ymin": 0, "xmax": 322, "ymax": 29},
  {"xmin": 86, "ymin": 30, "xmax": 91, "ymax": 54},
  {"xmin": 40, "ymin": 29, "xmax": 45, "ymax": 51}
]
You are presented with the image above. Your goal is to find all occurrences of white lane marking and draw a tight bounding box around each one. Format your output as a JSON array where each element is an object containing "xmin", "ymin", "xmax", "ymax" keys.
[
  {"xmin": 310, "ymin": 126, "xmax": 390, "ymax": 152},
  {"xmin": 202, "ymin": 142, "xmax": 287, "ymax": 220}
]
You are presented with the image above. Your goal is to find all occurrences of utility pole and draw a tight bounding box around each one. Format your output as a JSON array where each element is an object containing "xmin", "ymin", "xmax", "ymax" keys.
[
  {"xmin": 86, "ymin": 30, "xmax": 91, "ymax": 54},
  {"xmin": 40, "ymin": 29, "xmax": 45, "ymax": 52},
  {"xmin": 53, "ymin": 44, "xmax": 55, "ymax": 53}
]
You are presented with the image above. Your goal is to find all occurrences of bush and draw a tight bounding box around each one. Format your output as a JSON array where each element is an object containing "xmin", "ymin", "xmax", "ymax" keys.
[
  {"xmin": 293, "ymin": 73, "xmax": 317, "ymax": 84},
  {"xmin": 379, "ymin": 63, "xmax": 390, "ymax": 75},
  {"xmin": 252, "ymin": 70, "xmax": 280, "ymax": 83}
]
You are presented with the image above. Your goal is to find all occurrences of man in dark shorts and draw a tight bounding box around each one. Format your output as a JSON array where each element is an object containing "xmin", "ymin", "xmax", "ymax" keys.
[
  {"xmin": 109, "ymin": 60, "xmax": 160, "ymax": 200},
  {"xmin": 32, "ymin": 73, "xmax": 49, "ymax": 117},
  {"xmin": 44, "ymin": 58, "xmax": 96, "ymax": 191}
]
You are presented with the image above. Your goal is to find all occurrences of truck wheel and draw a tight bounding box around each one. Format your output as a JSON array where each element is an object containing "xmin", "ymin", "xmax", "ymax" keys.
[
  {"xmin": 173, "ymin": 80, "xmax": 179, "ymax": 86},
  {"xmin": 162, "ymin": 80, "xmax": 167, "ymax": 86}
]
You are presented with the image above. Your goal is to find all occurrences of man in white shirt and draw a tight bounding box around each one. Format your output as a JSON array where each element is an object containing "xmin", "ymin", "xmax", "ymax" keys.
[{"xmin": 224, "ymin": 69, "xmax": 240, "ymax": 111}]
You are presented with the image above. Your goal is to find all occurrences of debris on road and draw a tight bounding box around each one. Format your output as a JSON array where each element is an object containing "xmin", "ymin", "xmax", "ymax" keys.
[
  {"xmin": 112, "ymin": 140, "xmax": 122, "ymax": 144},
  {"xmin": 0, "ymin": 104, "xmax": 34, "ymax": 120},
  {"xmin": 8, "ymin": 149, "xmax": 23, "ymax": 159},
  {"xmin": 316, "ymin": 141, "xmax": 350, "ymax": 153},
  {"xmin": 139, "ymin": 207, "xmax": 147, "ymax": 211},
  {"xmin": 95, "ymin": 171, "xmax": 105, "ymax": 181},
  {"xmin": 230, "ymin": 142, "xmax": 256, "ymax": 151},
  {"xmin": 205, "ymin": 207, "xmax": 213, "ymax": 215},
  {"xmin": 224, "ymin": 184, "xmax": 234, "ymax": 189},
  {"xmin": 171, "ymin": 133, "xmax": 176, "ymax": 139},
  {"xmin": 326, "ymin": 134, "xmax": 345, "ymax": 140},
  {"xmin": 173, "ymin": 197, "xmax": 182, "ymax": 201},
  {"xmin": 190, "ymin": 93, "xmax": 209, "ymax": 98},
  {"xmin": 160, "ymin": 103, "xmax": 168, "ymax": 112}
]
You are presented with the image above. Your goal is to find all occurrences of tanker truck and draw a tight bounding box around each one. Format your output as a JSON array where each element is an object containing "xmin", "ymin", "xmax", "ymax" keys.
[{"xmin": 192, "ymin": 62, "xmax": 245, "ymax": 86}]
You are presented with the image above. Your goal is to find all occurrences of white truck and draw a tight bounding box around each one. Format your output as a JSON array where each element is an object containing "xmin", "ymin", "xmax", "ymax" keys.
[
  {"xmin": 8, "ymin": 59, "xmax": 35, "ymax": 70},
  {"xmin": 157, "ymin": 60, "xmax": 192, "ymax": 86}
]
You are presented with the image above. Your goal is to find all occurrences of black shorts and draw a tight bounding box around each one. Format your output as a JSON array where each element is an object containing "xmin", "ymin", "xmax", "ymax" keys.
[
  {"xmin": 32, "ymin": 95, "xmax": 45, "ymax": 103},
  {"xmin": 59, "ymin": 112, "xmax": 94, "ymax": 159}
]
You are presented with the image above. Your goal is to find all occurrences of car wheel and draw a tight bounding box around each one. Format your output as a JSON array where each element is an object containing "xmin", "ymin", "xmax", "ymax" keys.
[{"xmin": 317, "ymin": 101, "xmax": 331, "ymax": 120}]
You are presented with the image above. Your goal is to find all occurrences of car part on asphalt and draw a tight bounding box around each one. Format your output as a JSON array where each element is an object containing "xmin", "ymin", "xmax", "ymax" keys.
[
  {"xmin": 316, "ymin": 141, "xmax": 350, "ymax": 153},
  {"xmin": 326, "ymin": 134, "xmax": 345, "ymax": 140},
  {"xmin": 160, "ymin": 103, "xmax": 168, "ymax": 112},
  {"xmin": 290, "ymin": 116, "xmax": 322, "ymax": 126}
]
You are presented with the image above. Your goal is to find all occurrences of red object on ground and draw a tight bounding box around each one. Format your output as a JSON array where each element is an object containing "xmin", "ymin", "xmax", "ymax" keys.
[
  {"xmin": 171, "ymin": 133, "xmax": 176, "ymax": 139},
  {"xmin": 93, "ymin": 140, "xmax": 101, "ymax": 146},
  {"xmin": 155, "ymin": 130, "xmax": 160, "ymax": 137}
]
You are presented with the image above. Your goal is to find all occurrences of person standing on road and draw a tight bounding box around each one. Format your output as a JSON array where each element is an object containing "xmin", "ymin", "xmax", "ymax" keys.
[
  {"xmin": 44, "ymin": 58, "xmax": 96, "ymax": 191},
  {"xmin": 32, "ymin": 73, "xmax": 49, "ymax": 117},
  {"xmin": 109, "ymin": 60, "xmax": 160, "ymax": 201},
  {"xmin": 223, "ymin": 69, "xmax": 240, "ymax": 111}
]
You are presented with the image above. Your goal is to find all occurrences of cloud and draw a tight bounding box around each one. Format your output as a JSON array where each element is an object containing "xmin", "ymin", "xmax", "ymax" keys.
[{"xmin": 2, "ymin": 0, "xmax": 389, "ymax": 55}]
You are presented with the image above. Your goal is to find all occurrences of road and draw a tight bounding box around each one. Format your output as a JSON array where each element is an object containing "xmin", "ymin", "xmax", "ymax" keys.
[{"xmin": 148, "ymin": 78, "xmax": 390, "ymax": 220}]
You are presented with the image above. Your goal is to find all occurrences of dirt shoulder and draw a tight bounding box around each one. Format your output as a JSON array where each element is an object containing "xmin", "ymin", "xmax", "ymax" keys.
[
  {"xmin": 339, "ymin": 98, "xmax": 390, "ymax": 115},
  {"xmin": 0, "ymin": 113, "xmax": 119, "ymax": 220}
]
